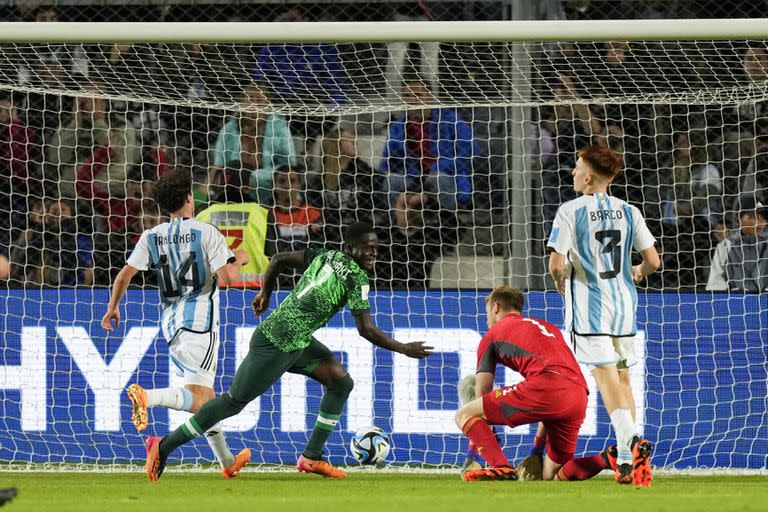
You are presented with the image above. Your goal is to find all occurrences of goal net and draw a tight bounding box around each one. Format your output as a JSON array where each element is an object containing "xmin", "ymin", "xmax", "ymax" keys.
[{"xmin": 0, "ymin": 20, "xmax": 765, "ymax": 472}]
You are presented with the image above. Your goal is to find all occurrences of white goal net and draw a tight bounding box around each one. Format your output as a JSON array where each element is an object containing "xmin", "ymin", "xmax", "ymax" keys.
[{"xmin": 0, "ymin": 19, "xmax": 766, "ymax": 472}]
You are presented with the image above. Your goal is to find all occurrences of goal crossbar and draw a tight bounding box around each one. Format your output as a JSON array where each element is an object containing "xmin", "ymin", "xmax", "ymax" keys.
[{"xmin": 0, "ymin": 19, "xmax": 767, "ymax": 43}]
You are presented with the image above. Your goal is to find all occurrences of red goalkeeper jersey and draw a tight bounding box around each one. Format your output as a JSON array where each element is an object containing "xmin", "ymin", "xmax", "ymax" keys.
[{"xmin": 476, "ymin": 313, "xmax": 588, "ymax": 391}]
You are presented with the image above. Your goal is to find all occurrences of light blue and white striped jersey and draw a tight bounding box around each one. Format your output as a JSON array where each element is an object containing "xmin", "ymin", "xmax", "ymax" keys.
[
  {"xmin": 547, "ymin": 193, "xmax": 656, "ymax": 337},
  {"xmin": 127, "ymin": 217, "xmax": 235, "ymax": 342}
]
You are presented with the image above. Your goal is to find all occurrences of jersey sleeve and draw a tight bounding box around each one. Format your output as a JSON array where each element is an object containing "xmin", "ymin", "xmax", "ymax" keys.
[
  {"xmin": 631, "ymin": 206, "xmax": 656, "ymax": 252},
  {"xmin": 206, "ymin": 226, "xmax": 236, "ymax": 273},
  {"xmin": 346, "ymin": 268, "xmax": 371, "ymax": 316},
  {"xmin": 126, "ymin": 231, "xmax": 151, "ymax": 271},
  {"xmin": 303, "ymin": 245, "xmax": 326, "ymax": 268},
  {"xmin": 547, "ymin": 205, "xmax": 573, "ymax": 255},
  {"xmin": 476, "ymin": 333, "xmax": 497, "ymax": 374},
  {"xmin": 706, "ymin": 239, "xmax": 729, "ymax": 291}
]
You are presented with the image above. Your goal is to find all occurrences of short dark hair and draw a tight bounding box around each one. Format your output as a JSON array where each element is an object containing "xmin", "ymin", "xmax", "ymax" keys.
[
  {"xmin": 577, "ymin": 145, "xmax": 623, "ymax": 180},
  {"xmin": 344, "ymin": 222, "xmax": 375, "ymax": 246},
  {"xmin": 152, "ymin": 169, "xmax": 192, "ymax": 214},
  {"xmin": 486, "ymin": 286, "xmax": 525, "ymax": 313},
  {"xmin": 736, "ymin": 195, "xmax": 768, "ymax": 221}
]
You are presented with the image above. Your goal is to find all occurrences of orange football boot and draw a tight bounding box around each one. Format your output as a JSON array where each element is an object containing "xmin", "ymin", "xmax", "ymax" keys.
[
  {"xmin": 296, "ymin": 455, "xmax": 347, "ymax": 478},
  {"xmin": 222, "ymin": 448, "xmax": 252, "ymax": 479},
  {"xmin": 462, "ymin": 466, "xmax": 518, "ymax": 482},
  {"xmin": 145, "ymin": 436, "xmax": 166, "ymax": 482},
  {"xmin": 631, "ymin": 438, "xmax": 653, "ymax": 487},
  {"xmin": 126, "ymin": 384, "xmax": 149, "ymax": 432}
]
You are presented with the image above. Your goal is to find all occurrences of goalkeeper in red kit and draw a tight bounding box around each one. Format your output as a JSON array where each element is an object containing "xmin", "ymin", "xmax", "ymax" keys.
[{"xmin": 456, "ymin": 286, "xmax": 617, "ymax": 482}]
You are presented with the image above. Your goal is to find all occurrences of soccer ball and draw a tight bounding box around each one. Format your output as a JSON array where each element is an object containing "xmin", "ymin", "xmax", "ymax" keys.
[{"xmin": 350, "ymin": 426, "xmax": 391, "ymax": 465}]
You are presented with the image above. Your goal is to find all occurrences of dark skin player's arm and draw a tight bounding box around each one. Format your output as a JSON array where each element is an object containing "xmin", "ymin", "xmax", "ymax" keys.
[
  {"xmin": 354, "ymin": 312, "xmax": 433, "ymax": 359},
  {"xmin": 252, "ymin": 250, "xmax": 305, "ymax": 315}
]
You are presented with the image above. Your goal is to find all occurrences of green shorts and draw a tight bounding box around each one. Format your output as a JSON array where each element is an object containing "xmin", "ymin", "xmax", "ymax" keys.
[{"xmin": 227, "ymin": 330, "xmax": 335, "ymax": 405}]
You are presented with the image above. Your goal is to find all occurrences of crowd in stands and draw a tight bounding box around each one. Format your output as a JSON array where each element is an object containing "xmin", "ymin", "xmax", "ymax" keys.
[{"xmin": 0, "ymin": 2, "xmax": 767, "ymax": 292}]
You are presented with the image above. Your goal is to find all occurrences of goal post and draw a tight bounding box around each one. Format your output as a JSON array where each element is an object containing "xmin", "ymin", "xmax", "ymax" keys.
[{"xmin": 0, "ymin": 19, "xmax": 766, "ymax": 473}]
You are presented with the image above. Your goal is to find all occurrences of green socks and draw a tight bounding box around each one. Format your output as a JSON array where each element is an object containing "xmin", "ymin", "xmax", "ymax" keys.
[{"xmin": 302, "ymin": 374, "xmax": 354, "ymax": 459}]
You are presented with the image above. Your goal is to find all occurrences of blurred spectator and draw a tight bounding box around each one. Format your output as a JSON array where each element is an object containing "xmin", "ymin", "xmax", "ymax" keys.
[
  {"xmin": 742, "ymin": 45, "xmax": 768, "ymax": 82},
  {"xmin": 98, "ymin": 42, "xmax": 229, "ymax": 167},
  {"xmin": 46, "ymin": 83, "xmax": 140, "ymax": 199},
  {"xmin": 305, "ymin": 128, "xmax": 376, "ymax": 246},
  {"xmin": 534, "ymin": 80, "xmax": 597, "ymax": 222},
  {"xmin": 252, "ymin": 7, "xmax": 345, "ymax": 140},
  {"xmin": 718, "ymin": 130, "xmax": 761, "ymax": 214},
  {"xmin": 11, "ymin": 7, "xmax": 80, "ymax": 143},
  {"xmin": 736, "ymin": 45, "xmax": 768, "ymax": 137},
  {"xmin": 384, "ymin": 4, "xmax": 439, "ymax": 101},
  {"xmin": 706, "ymin": 196, "xmax": 768, "ymax": 292},
  {"xmin": 17, "ymin": 7, "xmax": 89, "ymax": 89},
  {"xmin": 656, "ymin": 129, "xmax": 723, "ymax": 287},
  {"xmin": 192, "ymin": 165, "xmax": 219, "ymax": 212},
  {"xmin": 373, "ymin": 212, "xmax": 460, "ymax": 290},
  {"xmin": 378, "ymin": 79, "xmax": 478, "ymax": 223},
  {"xmin": 266, "ymin": 165, "xmax": 323, "ymax": 256},
  {"xmin": 10, "ymin": 199, "xmax": 93, "ymax": 286},
  {"xmin": 660, "ymin": 130, "xmax": 722, "ymax": 229},
  {"xmin": 595, "ymin": 41, "xmax": 641, "ymax": 98},
  {"xmin": 0, "ymin": 92, "xmax": 38, "ymax": 256},
  {"xmin": 75, "ymin": 144, "xmax": 144, "ymax": 235},
  {"xmin": 563, "ymin": 0, "xmax": 598, "ymax": 20},
  {"xmin": 20, "ymin": 91, "xmax": 73, "ymax": 150},
  {"xmin": 138, "ymin": 200, "xmax": 162, "ymax": 233},
  {"xmin": 252, "ymin": 7, "xmax": 347, "ymax": 108},
  {"xmin": 752, "ymin": 143, "xmax": 768, "ymax": 204},
  {"xmin": 632, "ymin": 0, "xmax": 683, "ymax": 19},
  {"xmin": 376, "ymin": 79, "xmax": 471, "ymax": 289},
  {"xmin": 212, "ymin": 83, "xmax": 296, "ymax": 205}
]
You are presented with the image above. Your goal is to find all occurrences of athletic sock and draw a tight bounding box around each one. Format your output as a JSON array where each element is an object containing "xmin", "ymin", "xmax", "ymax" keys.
[
  {"xmin": 302, "ymin": 411, "xmax": 341, "ymax": 460},
  {"xmin": 609, "ymin": 407, "xmax": 638, "ymax": 465},
  {"xmin": 530, "ymin": 435, "xmax": 546, "ymax": 457},
  {"xmin": 145, "ymin": 388, "xmax": 193, "ymax": 411},
  {"xmin": 461, "ymin": 417, "xmax": 510, "ymax": 467},
  {"xmin": 159, "ymin": 394, "xmax": 242, "ymax": 459},
  {"xmin": 302, "ymin": 375, "xmax": 353, "ymax": 460},
  {"xmin": 204, "ymin": 423, "xmax": 235, "ymax": 469},
  {"xmin": 555, "ymin": 453, "xmax": 610, "ymax": 481}
]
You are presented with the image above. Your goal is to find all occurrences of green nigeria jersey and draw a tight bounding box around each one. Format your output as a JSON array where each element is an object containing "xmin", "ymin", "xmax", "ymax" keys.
[{"xmin": 258, "ymin": 246, "xmax": 372, "ymax": 351}]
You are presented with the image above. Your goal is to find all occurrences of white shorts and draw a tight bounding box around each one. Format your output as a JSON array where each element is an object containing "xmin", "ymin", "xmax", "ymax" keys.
[
  {"xmin": 168, "ymin": 328, "xmax": 219, "ymax": 387},
  {"xmin": 571, "ymin": 334, "xmax": 637, "ymax": 370}
]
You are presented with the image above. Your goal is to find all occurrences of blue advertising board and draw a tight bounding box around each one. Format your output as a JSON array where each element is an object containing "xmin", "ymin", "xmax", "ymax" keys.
[{"xmin": 0, "ymin": 289, "xmax": 765, "ymax": 469}]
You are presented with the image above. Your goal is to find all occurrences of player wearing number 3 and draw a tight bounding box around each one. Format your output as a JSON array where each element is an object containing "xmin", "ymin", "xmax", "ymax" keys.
[
  {"xmin": 101, "ymin": 169, "xmax": 251, "ymax": 479},
  {"xmin": 142, "ymin": 221, "xmax": 433, "ymax": 482},
  {"xmin": 547, "ymin": 146, "xmax": 660, "ymax": 486}
]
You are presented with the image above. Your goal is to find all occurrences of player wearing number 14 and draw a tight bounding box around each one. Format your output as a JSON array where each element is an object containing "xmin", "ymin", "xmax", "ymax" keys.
[
  {"xmin": 547, "ymin": 146, "xmax": 660, "ymax": 486},
  {"xmin": 101, "ymin": 169, "xmax": 251, "ymax": 479}
]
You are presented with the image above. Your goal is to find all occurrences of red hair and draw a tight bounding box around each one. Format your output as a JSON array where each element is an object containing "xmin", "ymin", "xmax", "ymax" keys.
[{"xmin": 577, "ymin": 145, "xmax": 623, "ymax": 180}]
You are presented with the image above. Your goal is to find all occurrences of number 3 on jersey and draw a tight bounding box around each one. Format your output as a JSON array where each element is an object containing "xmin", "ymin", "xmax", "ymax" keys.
[{"xmin": 595, "ymin": 229, "xmax": 622, "ymax": 279}]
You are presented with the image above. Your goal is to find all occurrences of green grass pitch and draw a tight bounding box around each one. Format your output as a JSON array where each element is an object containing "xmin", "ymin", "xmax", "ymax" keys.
[{"xmin": 1, "ymin": 472, "xmax": 767, "ymax": 512}]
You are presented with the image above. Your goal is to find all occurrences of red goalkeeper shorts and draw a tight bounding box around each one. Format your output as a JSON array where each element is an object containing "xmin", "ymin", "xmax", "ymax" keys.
[{"xmin": 482, "ymin": 376, "xmax": 587, "ymax": 465}]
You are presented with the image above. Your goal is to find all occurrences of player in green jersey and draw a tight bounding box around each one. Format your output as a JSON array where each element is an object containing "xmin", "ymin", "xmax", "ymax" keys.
[{"xmin": 145, "ymin": 222, "xmax": 433, "ymax": 481}]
